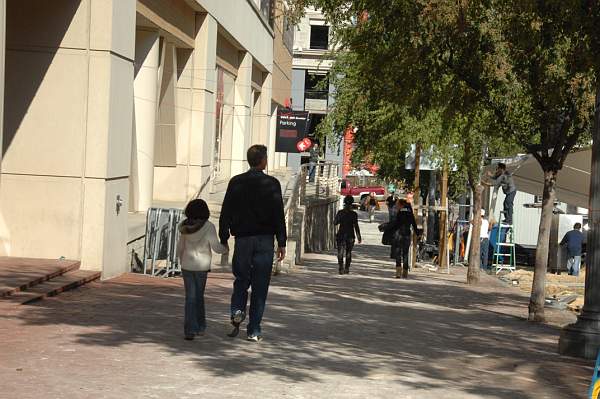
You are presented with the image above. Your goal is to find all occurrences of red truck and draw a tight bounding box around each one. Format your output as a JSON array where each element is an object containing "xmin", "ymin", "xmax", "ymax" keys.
[{"xmin": 340, "ymin": 177, "xmax": 386, "ymax": 204}]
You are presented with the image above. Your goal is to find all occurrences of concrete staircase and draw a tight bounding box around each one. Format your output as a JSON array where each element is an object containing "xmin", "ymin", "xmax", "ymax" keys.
[{"xmin": 0, "ymin": 257, "xmax": 100, "ymax": 305}]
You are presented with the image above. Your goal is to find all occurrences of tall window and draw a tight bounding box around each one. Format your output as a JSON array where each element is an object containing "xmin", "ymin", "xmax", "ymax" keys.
[
  {"xmin": 309, "ymin": 25, "xmax": 329, "ymax": 50},
  {"xmin": 260, "ymin": 0, "xmax": 274, "ymax": 28},
  {"xmin": 305, "ymin": 73, "xmax": 329, "ymax": 100}
]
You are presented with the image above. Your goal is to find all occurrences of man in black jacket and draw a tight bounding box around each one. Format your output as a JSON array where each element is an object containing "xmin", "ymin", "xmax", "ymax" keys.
[
  {"xmin": 391, "ymin": 199, "xmax": 420, "ymax": 279},
  {"xmin": 219, "ymin": 145, "xmax": 286, "ymax": 342}
]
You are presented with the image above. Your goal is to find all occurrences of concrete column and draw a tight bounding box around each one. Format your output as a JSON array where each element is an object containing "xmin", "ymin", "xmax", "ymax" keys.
[
  {"xmin": 131, "ymin": 30, "xmax": 159, "ymax": 212},
  {"xmin": 231, "ymin": 52, "xmax": 253, "ymax": 177},
  {"xmin": 191, "ymin": 13, "xmax": 217, "ymax": 195},
  {"xmin": 560, "ymin": 86, "xmax": 600, "ymax": 358},
  {"xmin": 257, "ymin": 73, "xmax": 276, "ymax": 171},
  {"xmin": 269, "ymin": 103, "xmax": 279, "ymax": 171},
  {"xmin": 1, "ymin": 0, "xmax": 135, "ymax": 278}
]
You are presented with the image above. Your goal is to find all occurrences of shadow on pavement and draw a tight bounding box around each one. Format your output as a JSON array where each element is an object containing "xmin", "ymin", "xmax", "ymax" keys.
[{"xmin": 2, "ymin": 213, "xmax": 593, "ymax": 398}]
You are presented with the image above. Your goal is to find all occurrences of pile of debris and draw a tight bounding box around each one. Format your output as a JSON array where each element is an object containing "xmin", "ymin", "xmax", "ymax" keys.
[{"xmin": 499, "ymin": 269, "xmax": 585, "ymax": 313}]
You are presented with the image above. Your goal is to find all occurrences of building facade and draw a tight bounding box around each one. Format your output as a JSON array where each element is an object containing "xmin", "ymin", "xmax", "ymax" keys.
[
  {"xmin": 289, "ymin": 7, "xmax": 343, "ymax": 172},
  {"xmin": 0, "ymin": 0, "xmax": 292, "ymax": 278}
]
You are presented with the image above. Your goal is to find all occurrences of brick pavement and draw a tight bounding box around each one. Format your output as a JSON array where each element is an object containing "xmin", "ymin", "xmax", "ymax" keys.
[{"xmin": 0, "ymin": 212, "xmax": 594, "ymax": 398}]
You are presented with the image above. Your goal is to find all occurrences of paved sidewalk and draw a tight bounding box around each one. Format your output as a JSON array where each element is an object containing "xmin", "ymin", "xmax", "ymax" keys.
[{"xmin": 0, "ymin": 212, "xmax": 593, "ymax": 398}]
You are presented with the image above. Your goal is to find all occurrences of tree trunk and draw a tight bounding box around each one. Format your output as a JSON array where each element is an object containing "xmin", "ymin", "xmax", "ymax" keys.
[
  {"xmin": 467, "ymin": 183, "xmax": 483, "ymax": 284},
  {"xmin": 528, "ymin": 169, "xmax": 558, "ymax": 322}
]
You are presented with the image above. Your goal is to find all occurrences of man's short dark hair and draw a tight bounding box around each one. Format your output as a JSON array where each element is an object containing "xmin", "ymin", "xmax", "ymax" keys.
[
  {"xmin": 247, "ymin": 145, "xmax": 268, "ymax": 167},
  {"xmin": 497, "ymin": 163, "xmax": 507, "ymax": 170},
  {"xmin": 574, "ymin": 222, "xmax": 582, "ymax": 230}
]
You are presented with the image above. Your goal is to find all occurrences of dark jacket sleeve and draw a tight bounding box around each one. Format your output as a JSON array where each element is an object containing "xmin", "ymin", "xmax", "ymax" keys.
[
  {"xmin": 353, "ymin": 212, "xmax": 362, "ymax": 242},
  {"xmin": 334, "ymin": 211, "xmax": 342, "ymax": 226},
  {"xmin": 272, "ymin": 178, "xmax": 287, "ymax": 247},
  {"xmin": 219, "ymin": 180, "xmax": 233, "ymax": 244}
]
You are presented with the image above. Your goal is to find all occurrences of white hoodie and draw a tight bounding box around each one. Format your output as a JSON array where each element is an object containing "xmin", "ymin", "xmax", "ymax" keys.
[{"xmin": 176, "ymin": 220, "xmax": 228, "ymax": 272}]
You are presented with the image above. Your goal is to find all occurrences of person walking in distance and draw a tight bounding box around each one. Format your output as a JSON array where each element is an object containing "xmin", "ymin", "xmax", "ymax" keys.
[
  {"xmin": 478, "ymin": 209, "xmax": 490, "ymax": 271},
  {"xmin": 219, "ymin": 145, "xmax": 286, "ymax": 342},
  {"xmin": 335, "ymin": 195, "xmax": 362, "ymax": 275},
  {"xmin": 390, "ymin": 199, "xmax": 420, "ymax": 278},
  {"xmin": 560, "ymin": 223, "xmax": 584, "ymax": 276},
  {"xmin": 368, "ymin": 193, "xmax": 378, "ymax": 223},
  {"xmin": 176, "ymin": 199, "xmax": 228, "ymax": 340},
  {"xmin": 486, "ymin": 163, "xmax": 517, "ymax": 224},
  {"xmin": 308, "ymin": 142, "xmax": 319, "ymax": 183}
]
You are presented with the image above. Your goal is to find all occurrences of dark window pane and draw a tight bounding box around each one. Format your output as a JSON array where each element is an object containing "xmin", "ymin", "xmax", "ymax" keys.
[
  {"xmin": 310, "ymin": 25, "xmax": 329, "ymax": 50},
  {"xmin": 260, "ymin": 0, "xmax": 274, "ymax": 28},
  {"xmin": 305, "ymin": 73, "xmax": 329, "ymax": 100}
]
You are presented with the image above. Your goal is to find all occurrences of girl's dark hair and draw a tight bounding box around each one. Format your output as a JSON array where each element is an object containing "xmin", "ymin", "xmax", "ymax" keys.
[{"xmin": 184, "ymin": 199, "xmax": 210, "ymax": 220}]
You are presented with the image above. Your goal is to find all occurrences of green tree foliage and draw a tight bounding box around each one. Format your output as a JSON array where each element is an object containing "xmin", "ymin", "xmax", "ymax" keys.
[{"xmin": 289, "ymin": 0, "xmax": 599, "ymax": 321}]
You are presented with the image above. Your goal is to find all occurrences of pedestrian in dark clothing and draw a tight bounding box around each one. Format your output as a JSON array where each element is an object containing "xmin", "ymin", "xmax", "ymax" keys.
[
  {"xmin": 390, "ymin": 199, "xmax": 420, "ymax": 279},
  {"xmin": 308, "ymin": 143, "xmax": 319, "ymax": 182},
  {"xmin": 560, "ymin": 223, "xmax": 584, "ymax": 276},
  {"xmin": 487, "ymin": 163, "xmax": 517, "ymax": 224},
  {"xmin": 386, "ymin": 193, "xmax": 396, "ymax": 221},
  {"xmin": 219, "ymin": 145, "xmax": 286, "ymax": 342},
  {"xmin": 335, "ymin": 195, "xmax": 362, "ymax": 275}
]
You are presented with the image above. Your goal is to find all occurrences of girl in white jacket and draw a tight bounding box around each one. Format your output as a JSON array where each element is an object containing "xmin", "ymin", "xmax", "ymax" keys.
[{"xmin": 176, "ymin": 199, "xmax": 228, "ymax": 340}]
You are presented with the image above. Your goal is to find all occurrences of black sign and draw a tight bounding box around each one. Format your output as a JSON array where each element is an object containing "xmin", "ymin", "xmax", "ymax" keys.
[{"xmin": 275, "ymin": 110, "xmax": 310, "ymax": 153}]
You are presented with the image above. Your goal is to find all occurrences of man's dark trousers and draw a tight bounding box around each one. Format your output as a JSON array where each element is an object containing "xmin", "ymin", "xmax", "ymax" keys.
[
  {"xmin": 231, "ymin": 235, "xmax": 274, "ymax": 336},
  {"xmin": 480, "ymin": 238, "xmax": 489, "ymax": 270},
  {"xmin": 503, "ymin": 191, "xmax": 516, "ymax": 224}
]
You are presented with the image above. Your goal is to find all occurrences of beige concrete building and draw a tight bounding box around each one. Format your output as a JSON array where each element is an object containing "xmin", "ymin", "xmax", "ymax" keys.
[{"xmin": 0, "ymin": 0, "xmax": 292, "ymax": 279}]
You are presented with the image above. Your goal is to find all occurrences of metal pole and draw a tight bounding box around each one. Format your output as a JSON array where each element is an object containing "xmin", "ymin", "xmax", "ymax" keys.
[
  {"xmin": 439, "ymin": 161, "xmax": 449, "ymax": 271},
  {"xmin": 142, "ymin": 209, "xmax": 151, "ymax": 274},
  {"xmin": 411, "ymin": 143, "xmax": 422, "ymax": 269},
  {"xmin": 453, "ymin": 223, "xmax": 461, "ymax": 265},
  {"xmin": 559, "ymin": 85, "xmax": 600, "ymax": 358}
]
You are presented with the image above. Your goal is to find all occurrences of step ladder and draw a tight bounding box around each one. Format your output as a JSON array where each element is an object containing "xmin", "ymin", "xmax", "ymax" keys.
[{"xmin": 492, "ymin": 222, "xmax": 516, "ymax": 274}]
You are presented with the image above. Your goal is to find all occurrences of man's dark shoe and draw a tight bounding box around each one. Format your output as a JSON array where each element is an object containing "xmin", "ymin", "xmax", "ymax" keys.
[
  {"xmin": 184, "ymin": 334, "xmax": 194, "ymax": 341},
  {"xmin": 344, "ymin": 268, "xmax": 350, "ymax": 274},
  {"xmin": 338, "ymin": 268, "xmax": 343, "ymax": 275},
  {"xmin": 232, "ymin": 310, "xmax": 246, "ymax": 325},
  {"xmin": 228, "ymin": 310, "xmax": 245, "ymax": 337},
  {"xmin": 227, "ymin": 326, "xmax": 240, "ymax": 338},
  {"xmin": 247, "ymin": 334, "xmax": 263, "ymax": 342},
  {"xmin": 402, "ymin": 269, "xmax": 409, "ymax": 279}
]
